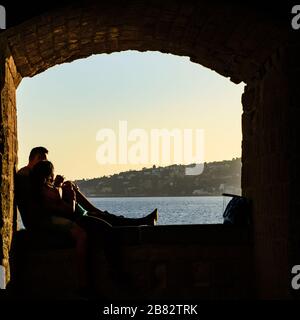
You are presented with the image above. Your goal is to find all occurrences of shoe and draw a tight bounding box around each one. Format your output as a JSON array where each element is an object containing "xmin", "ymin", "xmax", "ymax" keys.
[
  {"xmin": 146, "ymin": 208, "xmax": 158, "ymax": 226},
  {"xmin": 152, "ymin": 208, "xmax": 158, "ymax": 225}
]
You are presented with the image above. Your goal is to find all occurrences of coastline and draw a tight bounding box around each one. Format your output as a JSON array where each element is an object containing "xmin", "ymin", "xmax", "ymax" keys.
[{"xmin": 87, "ymin": 194, "xmax": 225, "ymax": 198}]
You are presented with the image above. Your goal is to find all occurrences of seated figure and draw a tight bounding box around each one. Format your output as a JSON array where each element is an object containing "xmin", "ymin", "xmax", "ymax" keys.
[{"xmin": 15, "ymin": 146, "xmax": 158, "ymax": 293}]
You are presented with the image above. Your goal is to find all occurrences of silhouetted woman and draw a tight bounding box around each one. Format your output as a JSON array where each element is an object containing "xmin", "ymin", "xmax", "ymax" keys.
[
  {"xmin": 30, "ymin": 160, "xmax": 88, "ymax": 292},
  {"xmin": 30, "ymin": 160, "xmax": 158, "ymax": 294}
]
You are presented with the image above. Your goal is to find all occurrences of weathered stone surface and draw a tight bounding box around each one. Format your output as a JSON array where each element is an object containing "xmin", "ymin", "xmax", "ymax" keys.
[
  {"xmin": 241, "ymin": 46, "xmax": 300, "ymax": 299},
  {"xmin": 0, "ymin": 42, "xmax": 20, "ymax": 285},
  {"xmin": 15, "ymin": 225, "xmax": 253, "ymax": 300},
  {"xmin": 1, "ymin": 1, "xmax": 289, "ymax": 84}
]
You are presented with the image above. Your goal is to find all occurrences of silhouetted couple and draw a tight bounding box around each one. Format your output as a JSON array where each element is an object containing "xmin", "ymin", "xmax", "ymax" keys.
[{"xmin": 15, "ymin": 146, "xmax": 158, "ymax": 295}]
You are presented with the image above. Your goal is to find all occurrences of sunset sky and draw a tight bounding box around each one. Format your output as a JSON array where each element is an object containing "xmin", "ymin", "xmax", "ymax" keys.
[{"xmin": 17, "ymin": 51, "xmax": 244, "ymax": 180}]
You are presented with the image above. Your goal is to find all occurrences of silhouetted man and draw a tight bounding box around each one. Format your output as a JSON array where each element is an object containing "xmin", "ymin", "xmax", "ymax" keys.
[{"xmin": 15, "ymin": 146, "xmax": 48, "ymax": 229}]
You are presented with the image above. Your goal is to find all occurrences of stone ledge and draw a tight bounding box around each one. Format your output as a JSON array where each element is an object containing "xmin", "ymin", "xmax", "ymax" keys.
[
  {"xmin": 119, "ymin": 224, "xmax": 252, "ymax": 245},
  {"xmin": 16, "ymin": 224, "xmax": 253, "ymax": 249},
  {"xmin": 10, "ymin": 224, "xmax": 253, "ymax": 300},
  {"xmin": 15, "ymin": 229, "xmax": 75, "ymax": 250}
]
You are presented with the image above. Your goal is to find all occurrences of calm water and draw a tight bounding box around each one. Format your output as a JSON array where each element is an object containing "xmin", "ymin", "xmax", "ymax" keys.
[{"xmin": 88, "ymin": 196, "xmax": 226, "ymax": 225}]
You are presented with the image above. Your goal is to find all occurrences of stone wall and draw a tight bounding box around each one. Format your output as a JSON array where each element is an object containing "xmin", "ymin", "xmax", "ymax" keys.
[
  {"xmin": 285, "ymin": 42, "xmax": 300, "ymax": 300},
  {"xmin": 242, "ymin": 47, "xmax": 292, "ymax": 298},
  {"xmin": 0, "ymin": 41, "xmax": 20, "ymax": 284},
  {"xmin": 14, "ymin": 225, "xmax": 253, "ymax": 300}
]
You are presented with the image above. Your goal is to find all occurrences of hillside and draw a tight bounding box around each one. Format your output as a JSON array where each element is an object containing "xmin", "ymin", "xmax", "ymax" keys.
[{"xmin": 75, "ymin": 158, "xmax": 241, "ymax": 197}]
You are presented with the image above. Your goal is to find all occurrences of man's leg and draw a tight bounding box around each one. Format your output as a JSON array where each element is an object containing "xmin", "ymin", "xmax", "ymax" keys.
[
  {"xmin": 75, "ymin": 189, "xmax": 158, "ymax": 226},
  {"xmin": 87, "ymin": 209, "xmax": 158, "ymax": 226},
  {"xmin": 75, "ymin": 189, "xmax": 103, "ymax": 213}
]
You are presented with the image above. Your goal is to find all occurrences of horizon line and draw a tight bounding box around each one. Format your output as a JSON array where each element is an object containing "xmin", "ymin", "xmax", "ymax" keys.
[{"xmin": 74, "ymin": 156, "xmax": 241, "ymax": 181}]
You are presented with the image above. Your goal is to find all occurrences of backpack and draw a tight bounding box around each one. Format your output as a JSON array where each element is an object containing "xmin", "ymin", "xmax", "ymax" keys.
[{"xmin": 223, "ymin": 195, "xmax": 251, "ymax": 225}]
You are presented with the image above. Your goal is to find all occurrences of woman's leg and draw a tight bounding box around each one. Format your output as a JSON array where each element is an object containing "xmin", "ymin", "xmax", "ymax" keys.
[
  {"xmin": 76, "ymin": 215, "xmax": 128, "ymax": 286},
  {"xmin": 70, "ymin": 224, "xmax": 88, "ymax": 290},
  {"xmin": 76, "ymin": 215, "xmax": 118, "ymax": 263}
]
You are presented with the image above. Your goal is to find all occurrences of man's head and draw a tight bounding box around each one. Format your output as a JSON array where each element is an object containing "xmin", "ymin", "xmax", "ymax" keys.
[{"xmin": 28, "ymin": 146, "xmax": 48, "ymax": 168}]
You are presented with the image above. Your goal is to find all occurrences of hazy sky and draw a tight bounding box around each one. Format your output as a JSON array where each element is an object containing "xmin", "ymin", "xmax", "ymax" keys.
[{"xmin": 17, "ymin": 51, "xmax": 244, "ymax": 180}]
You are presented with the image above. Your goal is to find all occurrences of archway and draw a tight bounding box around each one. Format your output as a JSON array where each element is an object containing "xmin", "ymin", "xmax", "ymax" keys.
[{"xmin": 0, "ymin": 1, "xmax": 294, "ymax": 299}]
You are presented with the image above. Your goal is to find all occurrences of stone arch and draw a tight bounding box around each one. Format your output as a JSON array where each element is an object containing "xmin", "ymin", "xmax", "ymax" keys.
[
  {"xmin": 4, "ymin": 1, "xmax": 288, "ymax": 83},
  {"xmin": 0, "ymin": 1, "xmax": 296, "ymax": 299}
]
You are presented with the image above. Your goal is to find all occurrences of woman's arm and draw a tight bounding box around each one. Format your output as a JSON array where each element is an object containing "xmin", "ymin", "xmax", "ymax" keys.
[{"xmin": 42, "ymin": 186, "xmax": 76, "ymax": 218}]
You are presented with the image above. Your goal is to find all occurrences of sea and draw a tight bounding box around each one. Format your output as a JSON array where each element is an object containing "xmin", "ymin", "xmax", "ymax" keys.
[{"xmin": 88, "ymin": 196, "xmax": 228, "ymax": 225}]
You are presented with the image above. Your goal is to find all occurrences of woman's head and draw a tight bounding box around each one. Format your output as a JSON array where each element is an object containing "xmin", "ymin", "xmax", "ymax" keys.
[{"xmin": 31, "ymin": 160, "xmax": 55, "ymax": 189}]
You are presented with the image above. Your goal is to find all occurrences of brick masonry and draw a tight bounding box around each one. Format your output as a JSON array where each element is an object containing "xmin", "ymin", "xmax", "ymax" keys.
[{"xmin": 2, "ymin": 1, "xmax": 289, "ymax": 83}]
